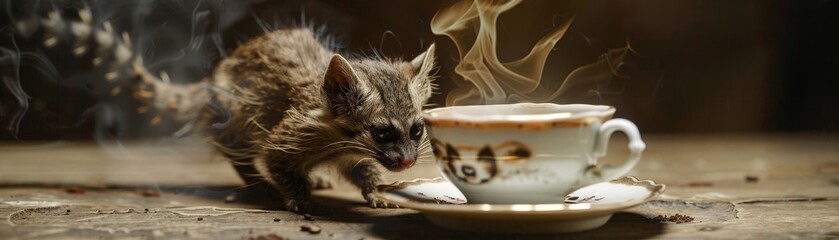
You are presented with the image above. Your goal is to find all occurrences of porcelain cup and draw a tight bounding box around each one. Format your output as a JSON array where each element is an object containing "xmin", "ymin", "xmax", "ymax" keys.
[{"xmin": 423, "ymin": 103, "xmax": 645, "ymax": 204}]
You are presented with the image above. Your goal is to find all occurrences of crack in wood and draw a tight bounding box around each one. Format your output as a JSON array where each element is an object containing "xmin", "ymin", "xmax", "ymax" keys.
[{"xmin": 736, "ymin": 197, "xmax": 833, "ymax": 205}]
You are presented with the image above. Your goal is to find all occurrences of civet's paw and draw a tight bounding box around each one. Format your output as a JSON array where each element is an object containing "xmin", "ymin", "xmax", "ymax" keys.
[
  {"xmin": 365, "ymin": 193, "xmax": 399, "ymax": 208},
  {"xmin": 283, "ymin": 198, "xmax": 311, "ymax": 213}
]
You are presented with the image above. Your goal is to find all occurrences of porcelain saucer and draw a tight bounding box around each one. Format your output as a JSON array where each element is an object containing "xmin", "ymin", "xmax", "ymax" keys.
[{"xmin": 373, "ymin": 176, "xmax": 665, "ymax": 234}]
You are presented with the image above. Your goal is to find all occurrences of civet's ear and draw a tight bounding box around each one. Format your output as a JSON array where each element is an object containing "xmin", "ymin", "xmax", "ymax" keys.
[
  {"xmin": 411, "ymin": 43, "xmax": 436, "ymax": 75},
  {"xmin": 409, "ymin": 43, "xmax": 437, "ymax": 102},
  {"xmin": 323, "ymin": 54, "xmax": 365, "ymax": 115},
  {"xmin": 494, "ymin": 141, "xmax": 532, "ymax": 162}
]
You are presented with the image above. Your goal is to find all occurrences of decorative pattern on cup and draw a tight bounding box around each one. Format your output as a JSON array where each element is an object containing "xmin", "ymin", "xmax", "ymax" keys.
[{"xmin": 431, "ymin": 138, "xmax": 532, "ymax": 184}]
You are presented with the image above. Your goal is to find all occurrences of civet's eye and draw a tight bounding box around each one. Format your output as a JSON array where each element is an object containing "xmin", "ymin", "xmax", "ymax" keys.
[
  {"xmin": 371, "ymin": 127, "xmax": 395, "ymax": 143},
  {"xmin": 409, "ymin": 123, "xmax": 424, "ymax": 140}
]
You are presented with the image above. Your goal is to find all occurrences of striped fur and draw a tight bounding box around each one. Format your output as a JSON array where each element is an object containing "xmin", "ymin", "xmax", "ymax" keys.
[{"xmin": 11, "ymin": 7, "xmax": 438, "ymax": 212}]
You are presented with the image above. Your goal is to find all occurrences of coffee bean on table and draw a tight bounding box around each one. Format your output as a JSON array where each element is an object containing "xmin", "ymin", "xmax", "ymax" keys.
[{"xmin": 300, "ymin": 224, "xmax": 321, "ymax": 234}]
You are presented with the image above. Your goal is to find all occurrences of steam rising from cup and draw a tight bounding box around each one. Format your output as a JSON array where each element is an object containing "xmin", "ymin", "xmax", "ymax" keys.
[{"xmin": 431, "ymin": 0, "xmax": 635, "ymax": 106}]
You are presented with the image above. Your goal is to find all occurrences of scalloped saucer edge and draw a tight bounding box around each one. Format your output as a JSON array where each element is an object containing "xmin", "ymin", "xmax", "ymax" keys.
[{"xmin": 373, "ymin": 176, "xmax": 665, "ymax": 234}]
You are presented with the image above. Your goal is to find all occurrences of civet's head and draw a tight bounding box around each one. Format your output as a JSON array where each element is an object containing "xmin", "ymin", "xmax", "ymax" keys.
[{"xmin": 322, "ymin": 44, "xmax": 437, "ymax": 172}]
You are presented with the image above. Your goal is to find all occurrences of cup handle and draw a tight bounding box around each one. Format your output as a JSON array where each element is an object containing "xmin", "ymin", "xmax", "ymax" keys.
[{"xmin": 592, "ymin": 118, "xmax": 646, "ymax": 180}]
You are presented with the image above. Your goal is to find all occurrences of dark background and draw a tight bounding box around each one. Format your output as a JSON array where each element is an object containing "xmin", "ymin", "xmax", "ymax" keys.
[{"xmin": 1, "ymin": 0, "xmax": 837, "ymax": 140}]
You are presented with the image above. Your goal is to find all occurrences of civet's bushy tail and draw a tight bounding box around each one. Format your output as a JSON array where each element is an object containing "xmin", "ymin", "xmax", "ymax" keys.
[{"xmin": 6, "ymin": 5, "xmax": 210, "ymax": 133}]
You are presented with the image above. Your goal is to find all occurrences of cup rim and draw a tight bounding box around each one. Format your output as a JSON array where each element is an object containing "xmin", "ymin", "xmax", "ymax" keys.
[{"xmin": 423, "ymin": 103, "xmax": 615, "ymax": 130}]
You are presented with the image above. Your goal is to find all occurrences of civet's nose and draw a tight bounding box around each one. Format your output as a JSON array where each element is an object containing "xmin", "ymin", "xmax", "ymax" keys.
[{"xmin": 400, "ymin": 158, "xmax": 416, "ymax": 168}]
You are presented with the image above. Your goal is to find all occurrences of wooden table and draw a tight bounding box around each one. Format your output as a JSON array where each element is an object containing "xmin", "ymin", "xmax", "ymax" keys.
[{"xmin": 1, "ymin": 134, "xmax": 837, "ymax": 239}]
